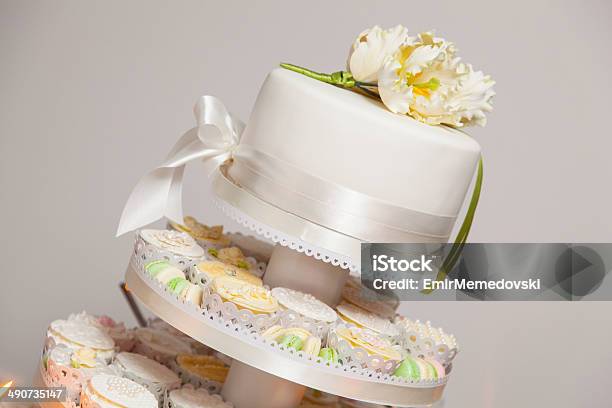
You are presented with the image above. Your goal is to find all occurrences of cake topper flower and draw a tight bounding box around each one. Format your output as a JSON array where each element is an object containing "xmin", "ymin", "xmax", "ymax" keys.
[{"xmin": 282, "ymin": 26, "xmax": 495, "ymax": 127}]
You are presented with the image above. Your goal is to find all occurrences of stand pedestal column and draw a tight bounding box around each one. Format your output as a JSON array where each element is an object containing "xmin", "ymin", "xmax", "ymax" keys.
[
  {"xmin": 263, "ymin": 245, "xmax": 350, "ymax": 306},
  {"xmin": 221, "ymin": 360, "xmax": 306, "ymax": 408}
]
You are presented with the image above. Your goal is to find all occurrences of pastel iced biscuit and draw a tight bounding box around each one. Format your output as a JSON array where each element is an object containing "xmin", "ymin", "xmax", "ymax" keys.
[
  {"xmin": 114, "ymin": 352, "xmax": 180, "ymax": 390},
  {"xmin": 168, "ymin": 386, "xmax": 233, "ymax": 408},
  {"xmin": 393, "ymin": 356, "xmax": 445, "ymax": 381},
  {"xmin": 140, "ymin": 229, "xmax": 205, "ymax": 258},
  {"xmin": 169, "ymin": 216, "xmax": 232, "ymax": 248},
  {"xmin": 336, "ymin": 302, "xmax": 399, "ymax": 337},
  {"xmin": 271, "ymin": 287, "xmax": 337, "ymax": 323},
  {"xmin": 212, "ymin": 275, "xmax": 280, "ymax": 314},
  {"xmin": 196, "ymin": 260, "xmax": 263, "ymax": 286},
  {"xmin": 176, "ymin": 354, "xmax": 229, "ymax": 383},
  {"xmin": 47, "ymin": 319, "xmax": 115, "ymax": 362},
  {"xmin": 81, "ymin": 374, "xmax": 157, "ymax": 408},
  {"xmin": 335, "ymin": 326, "xmax": 402, "ymax": 361}
]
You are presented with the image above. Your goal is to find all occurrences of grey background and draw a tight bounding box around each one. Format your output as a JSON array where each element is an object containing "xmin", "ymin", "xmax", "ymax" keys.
[{"xmin": 1, "ymin": 1, "xmax": 611, "ymax": 407}]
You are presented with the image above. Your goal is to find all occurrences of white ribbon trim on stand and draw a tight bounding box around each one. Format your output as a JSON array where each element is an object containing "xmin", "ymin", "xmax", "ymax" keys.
[{"xmin": 116, "ymin": 95, "xmax": 245, "ymax": 236}]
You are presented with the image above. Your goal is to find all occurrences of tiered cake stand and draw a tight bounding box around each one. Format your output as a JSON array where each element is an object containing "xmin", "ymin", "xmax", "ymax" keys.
[{"xmin": 121, "ymin": 165, "xmax": 449, "ymax": 408}]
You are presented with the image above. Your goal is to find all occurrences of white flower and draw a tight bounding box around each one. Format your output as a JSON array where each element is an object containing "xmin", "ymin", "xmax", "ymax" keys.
[
  {"xmin": 378, "ymin": 32, "xmax": 495, "ymax": 127},
  {"xmin": 347, "ymin": 25, "xmax": 410, "ymax": 83}
]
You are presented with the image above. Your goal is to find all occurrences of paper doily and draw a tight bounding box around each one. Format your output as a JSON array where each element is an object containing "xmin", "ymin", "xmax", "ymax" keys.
[{"xmin": 214, "ymin": 198, "xmax": 361, "ymax": 273}]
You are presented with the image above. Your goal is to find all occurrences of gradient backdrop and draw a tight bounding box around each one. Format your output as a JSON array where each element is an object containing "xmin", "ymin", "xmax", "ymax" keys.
[{"xmin": 1, "ymin": 1, "xmax": 611, "ymax": 407}]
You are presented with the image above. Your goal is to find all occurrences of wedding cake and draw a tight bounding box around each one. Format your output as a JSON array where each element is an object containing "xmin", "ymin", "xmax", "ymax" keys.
[{"xmin": 222, "ymin": 67, "xmax": 481, "ymax": 244}]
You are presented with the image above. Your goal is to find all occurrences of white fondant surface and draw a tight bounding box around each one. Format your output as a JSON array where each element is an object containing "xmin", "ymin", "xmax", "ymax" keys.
[{"xmin": 233, "ymin": 68, "xmax": 481, "ymax": 218}]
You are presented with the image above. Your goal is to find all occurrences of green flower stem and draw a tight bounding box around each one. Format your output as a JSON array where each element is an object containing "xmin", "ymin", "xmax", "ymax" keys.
[
  {"xmin": 421, "ymin": 156, "xmax": 483, "ymax": 294},
  {"xmin": 280, "ymin": 63, "xmax": 358, "ymax": 88}
]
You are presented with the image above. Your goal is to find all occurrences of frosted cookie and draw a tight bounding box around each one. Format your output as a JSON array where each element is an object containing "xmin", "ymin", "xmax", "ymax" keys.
[
  {"xmin": 341, "ymin": 286, "xmax": 395, "ymax": 319},
  {"xmin": 393, "ymin": 356, "xmax": 445, "ymax": 381},
  {"xmin": 133, "ymin": 328, "xmax": 192, "ymax": 364},
  {"xmin": 334, "ymin": 326, "xmax": 401, "ymax": 361},
  {"xmin": 336, "ymin": 302, "xmax": 399, "ymax": 337},
  {"xmin": 168, "ymin": 386, "xmax": 233, "ymax": 408},
  {"xmin": 81, "ymin": 374, "xmax": 157, "ymax": 408},
  {"xmin": 211, "ymin": 276, "xmax": 279, "ymax": 314},
  {"xmin": 140, "ymin": 229, "xmax": 205, "ymax": 258},
  {"xmin": 271, "ymin": 287, "xmax": 337, "ymax": 323},
  {"xmin": 170, "ymin": 216, "xmax": 232, "ymax": 248},
  {"xmin": 113, "ymin": 352, "xmax": 180, "ymax": 399},
  {"xmin": 47, "ymin": 319, "xmax": 115, "ymax": 362},
  {"xmin": 196, "ymin": 260, "xmax": 263, "ymax": 286},
  {"xmin": 176, "ymin": 354, "xmax": 229, "ymax": 384}
]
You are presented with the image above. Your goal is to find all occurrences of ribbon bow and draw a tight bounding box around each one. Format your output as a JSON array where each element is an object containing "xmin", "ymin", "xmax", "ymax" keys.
[{"xmin": 116, "ymin": 96, "xmax": 244, "ymax": 236}]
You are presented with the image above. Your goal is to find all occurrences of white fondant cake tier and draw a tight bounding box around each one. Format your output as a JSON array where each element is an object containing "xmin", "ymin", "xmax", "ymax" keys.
[{"xmin": 226, "ymin": 68, "xmax": 481, "ymax": 243}]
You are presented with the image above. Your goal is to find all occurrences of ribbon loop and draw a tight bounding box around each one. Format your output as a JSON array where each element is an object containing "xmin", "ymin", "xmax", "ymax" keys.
[{"xmin": 116, "ymin": 96, "xmax": 244, "ymax": 236}]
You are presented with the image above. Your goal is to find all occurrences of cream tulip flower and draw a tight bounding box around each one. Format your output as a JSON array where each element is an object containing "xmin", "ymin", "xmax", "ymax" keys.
[
  {"xmin": 378, "ymin": 32, "xmax": 495, "ymax": 127},
  {"xmin": 348, "ymin": 25, "xmax": 410, "ymax": 83}
]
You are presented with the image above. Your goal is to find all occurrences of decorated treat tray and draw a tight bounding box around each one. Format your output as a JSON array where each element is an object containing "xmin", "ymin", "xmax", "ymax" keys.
[{"xmin": 125, "ymin": 260, "xmax": 446, "ymax": 407}]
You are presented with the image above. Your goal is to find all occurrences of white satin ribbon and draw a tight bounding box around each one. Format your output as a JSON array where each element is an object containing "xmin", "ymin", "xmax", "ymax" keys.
[{"xmin": 116, "ymin": 96, "xmax": 245, "ymax": 236}]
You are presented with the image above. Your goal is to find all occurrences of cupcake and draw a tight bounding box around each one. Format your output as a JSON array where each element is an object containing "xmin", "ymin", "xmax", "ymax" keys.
[
  {"xmin": 68, "ymin": 311, "xmax": 135, "ymax": 352},
  {"xmin": 393, "ymin": 355, "xmax": 445, "ymax": 381},
  {"xmin": 80, "ymin": 374, "xmax": 157, "ymax": 408},
  {"xmin": 174, "ymin": 354, "xmax": 229, "ymax": 392},
  {"xmin": 272, "ymin": 287, "xmax": 337, "ymax": 323},
  {"xmin": 394, "ymin": 316, "xmax": 458, "ymax": 365},
  {"xmin": 147, "ymin": 319, "xmax": 211, "ymax": 355},
  {"xmin": 194, "ymin": 260, "xmax": 263, "ymax": 287},
  {"xmin": 140, "ymin": 229, "xmax": 205, "ymax": 260},
  {"xmin": 341, "ymin": 285, "xmax": 396, "ymax": 319},
  {"xmin": 261, "ymin": 326, "xmax": 321, "ymax": 357},
  {"xmin": 169, "ymin": 216, "xmax": 232, "ymax": 249},
  {"xmin": 47, "ymin": 319, "xmax": 115, "ymax": 362},
  {"xmin": 167, "ymin": 386, "xmax": 233, "ymax": 408},
  {"xmin": 112, "ymin": 352, "xmax": 180, "ymax": 402},
  {"xmin": 133, "ymin": 328, "xmax": 192, "ymax": 364},
  {"xmin": 211, "ymin": 276, "xmax": 280, "ymax": 314},
  {"xmin": 336, "ymin": 302, "xmax": 399, "ymax": 338},
  {"xmin": 44, "ymin": 344, "xmax": 115, "ymax": 406},
  {"xmin": 329, "ymin": 325, "xmax": 402, "ymax": 370}
]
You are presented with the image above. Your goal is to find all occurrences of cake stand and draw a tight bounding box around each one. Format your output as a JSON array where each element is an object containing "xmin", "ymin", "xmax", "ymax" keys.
[{"xmin": 125, "ymin": 259, "xmax": 446, "ymax": 408}]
